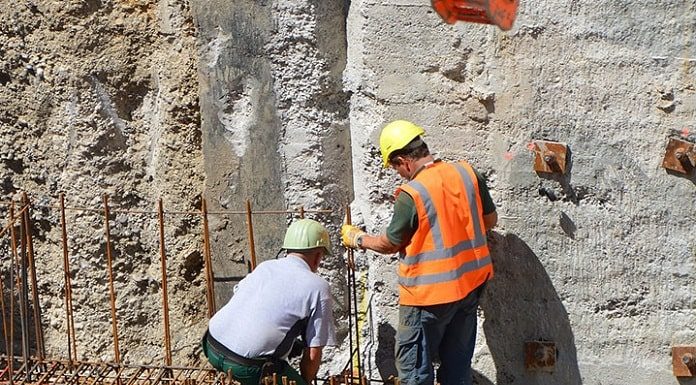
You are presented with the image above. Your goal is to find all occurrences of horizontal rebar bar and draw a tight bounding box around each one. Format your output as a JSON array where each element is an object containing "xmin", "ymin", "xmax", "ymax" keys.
[{"xmin": 0, "ymin": 356, "xmax": 224, "ymax": 384}]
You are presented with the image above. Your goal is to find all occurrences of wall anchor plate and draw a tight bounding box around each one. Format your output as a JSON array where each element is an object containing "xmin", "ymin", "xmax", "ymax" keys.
[
  {"xmin": 525, "ymin": 341, "xmax": 556, "ymax": 372},
  {"xmin": 662, "ymin": 138, "xmax": 696, "ymax": 174},
  {"xmin": 532, "ymin": 140, "xmax": 568, "ymax": 174},
  {"xmin": 673, "ymin": 346, "xmax": 696, "ymax": 377}
]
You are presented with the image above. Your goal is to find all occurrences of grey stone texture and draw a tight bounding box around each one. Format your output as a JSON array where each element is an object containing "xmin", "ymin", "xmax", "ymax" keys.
[
  {"xmin": 345, "ymin": 1, "xmax": 696, "ymax": 384},
  {"xmin": 0, "ymin": 0, "xmax": 694, "ymax": 384}
]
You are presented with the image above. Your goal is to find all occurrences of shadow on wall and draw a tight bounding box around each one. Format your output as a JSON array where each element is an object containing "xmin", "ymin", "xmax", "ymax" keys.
[
  {"xmin": 375, "ymin": 323, "xmax": 398, "ymax": 380},
  {"xmin": 473, "ymin": 370, "xmax": 496, "ymax": 385},
  {"xmin": 479, "ymin": 232, "xmax": 582, "ymax": 385},
  {"xmin": 0, "ymin": 274, "xmax": 41, "ymax": 357},
  {"xmin": 666, "ymin": 169, "xmax": 696, "ymax": 185}
]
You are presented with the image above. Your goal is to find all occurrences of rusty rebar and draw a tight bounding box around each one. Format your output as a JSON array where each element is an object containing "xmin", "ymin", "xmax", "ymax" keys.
[
  {"xmin": 158, "ymin": 198, "xmax": 173, "ymax": 366},
  {"xmin": 36, "ymin": 201, "xmax": 332, "ymax": 216},
  {"xmin": 8, "ymin": 204, "xmax": 17, "ymax": 384},
  {"xmin": 245, "ymin": 200, "xmax": 257, "ymax": 271},
  {"xmin": 17, "ymin": 204, "xmax": 31, "ymax": 377},
  {"xmin": 21, "ymin": 193, "xmax": 44, "ymax": 359},
  {"xmin": 102, "ymin": 194, "xmax": 121, "ymax": 364},
  {"xmin": 11, "ymin": 202, "xmax": 31, "ymax": 375},
  {"xmin": 345, "ymin": 204, "xmax": 362, "ymax": 382},
  {"xmin": 201, "ymin": 198, "xmax": 216, "ymax": 318},
  {"xmin": 0, "ymin": 262, "xmax": 8, "ymax": 360},
  {"xmin": 59, "ymin": 193, "xmax": 78, "ymax": 362},
  {"xmin": 0, "ymin": 204, "xmax": 29, "ymax": 239}
]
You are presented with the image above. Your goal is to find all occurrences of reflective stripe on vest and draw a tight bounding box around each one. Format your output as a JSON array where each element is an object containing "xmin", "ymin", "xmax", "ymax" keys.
[
  {"xmin": 397, "ymin": 161, "xmax": 492, "ymax": 305},
  {"xmin": 399, "ymin": 163, "xmax": 487, "ymax": 267}
]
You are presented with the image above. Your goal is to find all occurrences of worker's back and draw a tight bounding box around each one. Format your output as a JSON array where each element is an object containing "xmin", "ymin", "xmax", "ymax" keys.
[{"xmin": 208, "ymin": 255, "xmax": 335, "ymax": 359}]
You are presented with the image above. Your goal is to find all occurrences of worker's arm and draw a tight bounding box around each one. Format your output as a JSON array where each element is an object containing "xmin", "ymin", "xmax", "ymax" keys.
[
  {"xmin": 483, "ymin": 211, "xmax": 497, "ymax": 231},
  {"xmin": 360, "ymin": 233, "xmax": 402, "ymax": 254},
  {"xmin": 341, "ymin": 192, "xmax": 415, "ymax": 254},
  {"xmin": 474, "ymin": 168, "xmax": 497, "ymax": 232},
  {"xmin": 300, "ymin": 347, "xmax": 323, "ymax": 384}
]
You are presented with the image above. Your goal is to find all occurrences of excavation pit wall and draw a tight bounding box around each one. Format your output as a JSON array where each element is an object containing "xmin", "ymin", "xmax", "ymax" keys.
[
  {"xmin": 0, "ymin": 0, "xmax": 695, "ymax": 384},
  {"xmin": 344, "ymin": 1, "xmax": 696, "ymax": 384}
]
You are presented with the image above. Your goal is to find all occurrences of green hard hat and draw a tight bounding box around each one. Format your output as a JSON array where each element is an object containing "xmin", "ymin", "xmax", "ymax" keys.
[{"xmin": 282, "ymin": 219, "xmax": 332, "ymax": 256}]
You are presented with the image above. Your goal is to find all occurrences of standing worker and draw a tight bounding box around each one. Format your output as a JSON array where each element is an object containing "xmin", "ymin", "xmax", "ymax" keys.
[
  {"xmin": 203, "ymin": 218, "xmax": 337, "ymax": 385},
  {"xmin": 341, "ymin": 120, "xmax": 497, "ymax": 385}
]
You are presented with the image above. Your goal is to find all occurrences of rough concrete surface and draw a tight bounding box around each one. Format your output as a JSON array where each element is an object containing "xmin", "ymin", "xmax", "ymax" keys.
[
  {"xmin": 0, "ymin": 0, "xmax": 695, "ymax": 384},
  {"xmin": 345, "ymin": 1, "xmax": 696, "ymax": 384},
  {"xmin": 0, "ymin": 0, "xmax": 205, "ymax": 365}
]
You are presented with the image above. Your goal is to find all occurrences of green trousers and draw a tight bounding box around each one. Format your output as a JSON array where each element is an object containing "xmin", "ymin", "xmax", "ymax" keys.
[{"xmin": 202, "ymin": 335, "xmax": 307, "ymax": 385}]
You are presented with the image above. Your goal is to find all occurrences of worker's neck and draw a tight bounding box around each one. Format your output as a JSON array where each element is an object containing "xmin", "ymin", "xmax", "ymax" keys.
[{"xmin": 408, "ymin": 155, "xmax": 435, "ymax": 180}]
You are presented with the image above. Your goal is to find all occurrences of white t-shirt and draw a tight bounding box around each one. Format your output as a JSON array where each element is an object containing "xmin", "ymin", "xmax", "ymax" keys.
[{"xmin": 208, "ymin": 254, "xmax": 337, "ymax": 359}]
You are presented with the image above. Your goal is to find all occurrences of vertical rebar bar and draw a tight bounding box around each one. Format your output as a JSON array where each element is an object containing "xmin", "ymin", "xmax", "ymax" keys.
[
  {"xmin": 59, "ymin": 193, "xmax": 77, "ymax": 362},
  {"xmin": 201, "ymin": 198, "xmax": 216, "ymax": 318},
  {"xmin": 158, "ymin": 198, "xmax": 173, "ymax": 366},
  {"xmin": 0, "ymin": 258, "xmax": 9, "ymax": 358},
  {"xmin": 8, "ymin": 204, "xmax": 16, "ymax": 384},
  {"xmin": 21, "ymin": 193, "xmax": 43, "ymax": 359},
  {"xmin": 245, "ymin": 200, "xmax": 257, "ymax": 271},
  {"xmin": 17, "ymin": 205, "xmax": 30, "ymax": 376},
  {"xmin": 102, "ymin": 194, "xmax": 120, "ymax": 364},
  {"xmin": 10, "ymin": 202, "xmax": 30, "ymax": 377},
  {"xmin": 346, "ymin": 204, "xmax": 362, "ymax": 382}
]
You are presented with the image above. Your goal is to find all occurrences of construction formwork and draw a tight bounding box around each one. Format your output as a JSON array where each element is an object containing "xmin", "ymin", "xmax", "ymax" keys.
[{"xmin": 0, "ymin": 192, "xmax": 371, "ymax": 385}]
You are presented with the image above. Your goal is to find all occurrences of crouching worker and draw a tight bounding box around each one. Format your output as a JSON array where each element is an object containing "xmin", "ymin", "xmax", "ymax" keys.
[{"xmin": 202, "ymin": 219, "xmax": 337, "ymax": 385}]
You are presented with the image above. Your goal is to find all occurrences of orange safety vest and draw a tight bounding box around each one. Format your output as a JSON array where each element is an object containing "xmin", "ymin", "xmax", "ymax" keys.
[{"xmin": 396, "ymin": 161, "xmax": 493, "ymax": 306}]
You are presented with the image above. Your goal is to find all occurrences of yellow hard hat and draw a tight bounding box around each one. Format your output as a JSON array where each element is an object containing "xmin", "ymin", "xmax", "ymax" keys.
[{"xmin": 379, "ymin": 120, "xmax": 426, "ymax": 167}]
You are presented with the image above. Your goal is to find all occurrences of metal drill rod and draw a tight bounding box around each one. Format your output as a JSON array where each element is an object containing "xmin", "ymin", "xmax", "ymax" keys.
[
  {"xmin": 18, "ymin": 206, "xmax": 31, "ymax": 379},
  {"xmin": 346, "ymin": 241, "xmax": 354, "ymax": 383},
  {"xmin": 36, "ymin": 199, "xmax": 332, "ymax": 216},
  {"xmin": 345, "ymin": 205, "xmax": 362, "ymax": 382},
  {"xmin": 59, "ymin": 193, "xmax": 78, "ymax": 363},
  {"xmin": 10, "ymin": 202, "xmax": 29, "ymax": 383},
  {"xmin": 7, "ymin": 206, "xmax": 16, "ymax": 385},
  {"xmin": 102, "ymin": 194, "xmax": 121, "ymax": 364},
  {"xmin": 201, "ymin": 198, "xmax": 216, "ymax": 318},
  {"xmin": 0, "ymin": 259, "xmax": 9, "ymax": 360},
  {"xmin": 245, "ymin": 200, "xmax": 258, "ymax": 271},
  {"xmin": 0, "ymin": 203, "xmax": 26, "ymax": 368},
  {"xmin": 0, "ymin": 204, "xmax": 30, "ymax": 239},
  {"xmin": 21, "ymin": 192, "xmax": 44, "ymax": 359},
  {"xmin": 158, "ymin": 199, "xmax": 173, "ymax": 366}
]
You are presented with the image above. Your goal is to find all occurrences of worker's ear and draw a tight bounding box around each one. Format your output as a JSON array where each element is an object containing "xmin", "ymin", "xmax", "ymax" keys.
[{"xmin": 309, "ymin": 249, "xmax": 323, "ymax": 272}]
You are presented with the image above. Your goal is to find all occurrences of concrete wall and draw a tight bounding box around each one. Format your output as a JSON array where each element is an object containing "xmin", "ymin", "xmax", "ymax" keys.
[
  {"xmin": 190, "ymin": 0, "xmax": 353, "ymax": 346},
  {"xmin": 1, "ymin": 0, "xmax": 694, "ymax": 382},
  {"xmin": 345, "ymin": 1, "xmax": 696, "ymax": 384}
]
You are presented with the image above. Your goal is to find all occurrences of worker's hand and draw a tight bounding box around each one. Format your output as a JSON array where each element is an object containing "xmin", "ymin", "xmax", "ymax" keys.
[{"xmin": 341, "ymin": 224, "xmax": 366, "ymax": 249}]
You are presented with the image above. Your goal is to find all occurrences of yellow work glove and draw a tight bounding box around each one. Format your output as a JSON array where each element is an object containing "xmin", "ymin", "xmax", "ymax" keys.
[{"xmin": 341, "ymin": 224, "xmax": 366, "ymax": 249}]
